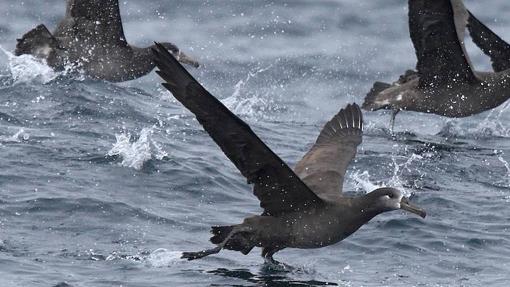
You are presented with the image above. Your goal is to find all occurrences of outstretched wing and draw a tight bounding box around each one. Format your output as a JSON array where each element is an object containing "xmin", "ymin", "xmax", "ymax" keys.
[
  {"xmin": 294, "ymin": 104, "xmax": 363, "ymax": 199},
  {"xmin": 467, "ymin": 11, "xmax": 510, "ymax": 72},
  {"xmin": 152, "ymin": 43, "xmax": 323, "ymax": 216},
  {"xmin": 409, "ymin": 0, "xmax": 477, "ymax": 88},
  {"xmin": 55, "ymin": 0, "xmax": 127, "ymax": 45}
]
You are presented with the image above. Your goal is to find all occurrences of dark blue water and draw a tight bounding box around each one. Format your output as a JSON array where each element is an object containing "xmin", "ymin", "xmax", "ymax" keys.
[{"xmin": 1, "ymin": 1, "xmax": 510, "ymax": 286}]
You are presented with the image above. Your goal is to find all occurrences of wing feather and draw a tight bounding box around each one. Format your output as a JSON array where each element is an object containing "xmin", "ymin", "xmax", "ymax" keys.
[
  {"xmin": 409, "ymin": 0, "xmax": 477, "ymax": 88},
  {"xmin": 152, "ymin": 43, "xmax": 323, "ymax": 216},
  {"xmin": 294, "ymin": 104, "xmax": 363, "ymax": 199},
  {"xmin": 55, "ymin": 0, "xmax": 127, "ymax": 45},
  {"xmin": 467, "ymin": 11, "xmax": 510, "ymax": 72}
]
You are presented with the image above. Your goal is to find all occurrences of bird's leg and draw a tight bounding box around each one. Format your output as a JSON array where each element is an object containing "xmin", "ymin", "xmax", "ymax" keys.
[
  {"xmin": 261, "ymin": 247, "xmax": 295, "ymax": 271},
  {"xmin": 181, "ymin": 227, "xmax": 238, "ymax": 261},
  {"xmin": 390, "ymin": 109, "xmax": 400, "ymax": 135},
  {"xmin": 264, "ymin": 254, "xmax": 280, "ymax": 265},
  {"xmin": 181, "ymin": 246, "xmax": 222, "ymax": 260},
  {"xmin": 262, "ymin": 247, "xmax": 281, "ymax": 265}
]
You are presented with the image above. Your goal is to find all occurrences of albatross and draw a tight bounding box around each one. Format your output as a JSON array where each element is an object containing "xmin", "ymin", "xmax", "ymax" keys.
[
  {"xmin": 363, "ymin": 0, "xmax": 510, "ymax": 125},
  {"xmin": 152, "ymin": 43, "xmax": 426, "ymax": 263},
  {"xmin": 14, "ymin": 0, "xmax": 199, "ymax": 82}
]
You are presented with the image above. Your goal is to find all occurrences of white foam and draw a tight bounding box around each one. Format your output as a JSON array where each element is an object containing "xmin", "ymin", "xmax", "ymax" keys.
[
  {"xmin": 0, "ymin": 128, "xmax": 29, "ymax": 143},
  {"xmin": 107, "ymin": 127, "xmax": 168, "ymax": 170},
  {"xmin": 340, "ymin": 264, "xmax": 353, "ymax": 274},
  {"xmin": 0, "ymin": 47, "xmax": 58, "ymax": 85},
  {"xmin": 0, "ymin": 46, "xmax": 84, "ymax": 85},
  {"xmin": 146, "ymin": 248, "xmax": 184, "ymax": 267}
]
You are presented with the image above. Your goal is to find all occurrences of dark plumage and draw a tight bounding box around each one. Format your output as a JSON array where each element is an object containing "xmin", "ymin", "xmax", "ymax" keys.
[
  {"xmin": 152, "ymin": 43, "xmax": 426, "ymax": 263},
  {"xmin": 363, "ymin": 0, "xmax": 510, "ymax": 120},
  {"xmin": 15, "ymin": 0, "xmax": 199, "ymax": 82}
]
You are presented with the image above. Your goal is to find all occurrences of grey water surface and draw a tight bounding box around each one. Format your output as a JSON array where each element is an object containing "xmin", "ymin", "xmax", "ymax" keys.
[{"xmin": 1, "ymin": 0, "xmax": 510, "ymax": 286}]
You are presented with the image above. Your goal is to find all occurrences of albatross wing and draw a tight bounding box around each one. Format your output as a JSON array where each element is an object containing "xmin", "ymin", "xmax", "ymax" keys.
[
  {"xmin": 152, "ymin": 43, "xmax": 323, "ymax": 216},
  {"xmin": 55, "ymin": 0, "xmax": 127, "ymax": 45},
  {"xmin": 467, "ymin": 11, "xmax": 510, "ymax": 72},
  {"xmin": 294, "ymin": 104, "xmax": 362, "ymax": 198},
  {"xmin": 409, "ymin": 0, "xmax": 477, "ymax": 88}
]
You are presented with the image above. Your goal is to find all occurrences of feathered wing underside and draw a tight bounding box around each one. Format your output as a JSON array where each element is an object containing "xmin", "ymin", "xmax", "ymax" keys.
[
  {"xmin": 467, "ymin": 11, "xmax": 510, "ymax": 72},
  {"xmin": 294, "ymin": 104, "xmax": 363, "ymax": 198},
  {"xmin": 152, "ymin": 43, "xmax": 323, "ymax": 216},
  {"xmin": 55, "ymin": 0, "xmax": 127, "ymax": 45},
  {"xmin": 409, "ymin": 0, "xmax": 477, "ymax": 88}
]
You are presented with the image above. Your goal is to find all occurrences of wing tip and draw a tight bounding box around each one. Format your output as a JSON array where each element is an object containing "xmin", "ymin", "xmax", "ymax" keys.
[
  {"xmin": 342, "ymin": 103, "xmax": 363, "ymax": 131},
  {"xmin": 316, "ymin": 103, "xmax": 363, "ymax": 144}
]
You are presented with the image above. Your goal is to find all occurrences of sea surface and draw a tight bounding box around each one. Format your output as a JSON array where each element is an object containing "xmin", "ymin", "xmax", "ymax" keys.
[{"xmin": 1, "ymin": 0, "xmax": 510, "ymax": 286}]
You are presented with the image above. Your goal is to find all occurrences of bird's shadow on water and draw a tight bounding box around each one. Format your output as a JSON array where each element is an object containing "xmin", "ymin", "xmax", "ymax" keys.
[{"xmin": 206, "ymin": 265, "xmax": 338, "ymax": 287}]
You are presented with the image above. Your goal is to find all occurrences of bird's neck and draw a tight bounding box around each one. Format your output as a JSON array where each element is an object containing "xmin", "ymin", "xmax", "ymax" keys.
[{"xmin": 351, "ymin": 194, "xmax": 384, "ymax": 223}]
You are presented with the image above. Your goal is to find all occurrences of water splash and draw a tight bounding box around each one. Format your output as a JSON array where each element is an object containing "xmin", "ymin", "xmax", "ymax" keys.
[
  {"xmin": 350, "ymin": 153, "xmax": 424, "ymax": 197},
  {"xmin": 495, "ymin": 150, "xmax": 510, "ymax": 187},
  {"xmin": 0, "ymin": 47, "xmax": 58, "ymax": 85},
  {"xmin": 146, "ymin": 248, "xmax": 184, "ymax": 267},
  {"xmin": 388, "ymin": 153, "xmax": 424, "ymax": 191},
  {"xmin": 340, "ymin": 264, "xmax": 353, "ymax": 274},
  {"xmin": 221, "ymin": 65, "xmax": 278, "ymax": 119},
  {"xmin": 104, "ymin": 251, "xmax": 144, "ymax": 262},
  {"xmin": 440, "ymin": 102, "xmax": 510, "ymax": 138},
  {"xmin": 83, "ymin": 248, "xmax": 184, "ymax": 266},
  {"xmin": 350, "ymin": 170, "xmax": 380, "ymax": 193},
  {"xmin": 0, "ymin": 128, "xmax": 29, "ymax": 143},
  {"xmin": 0, "ymin": 47, "xmax": 83, "ymax": 85},
  {"xmin": 107, "ymin": 127, "xmax": 168, "ymax": 170},
  {"xmin": 474, "ymin": 101, "xmax": 510, "ymax": 137}
]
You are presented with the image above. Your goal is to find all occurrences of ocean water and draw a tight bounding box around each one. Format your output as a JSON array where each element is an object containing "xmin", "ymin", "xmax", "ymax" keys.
[{"xmin": 1, "ymin": 0, "xmax": 510, "ymax": 286}]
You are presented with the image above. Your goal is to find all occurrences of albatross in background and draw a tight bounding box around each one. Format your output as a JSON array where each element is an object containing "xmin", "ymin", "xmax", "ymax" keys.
[
  {"xmin": 152, "ymin": 43, "xmax": 426, "ymax": 264},
  {"xmin": 14, "ymin": 0, "xmax": 199, "ymax": 82},
  {"xmin": 363, "ymin": 0, "xmax": 510, "ymax": 126}
]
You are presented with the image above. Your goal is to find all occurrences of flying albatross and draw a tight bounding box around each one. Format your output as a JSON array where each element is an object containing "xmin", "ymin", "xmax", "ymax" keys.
[
  {"xmin": 152, "ymin": 43, "xmax": 426, "ymax": 263},
  {"xmin": 14, "ymin": 0, "xmax": 199, "ymax": 82},
  {"xmin": 363, "ymin": 0, "xmax": 510, "ymax": 126}
]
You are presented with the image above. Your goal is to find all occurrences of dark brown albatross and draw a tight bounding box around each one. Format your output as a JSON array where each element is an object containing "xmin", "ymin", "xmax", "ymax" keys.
[
  {"xmin": 14, "ymin": 0, "xmax": 199, "ymax": 82},
  {"xmin": 152, "ymin": 43, "xmax": 426, "ymax": 263},
  {"xmin": 363, "ymin": 0, "xmax": 510, "ymax": 125}
]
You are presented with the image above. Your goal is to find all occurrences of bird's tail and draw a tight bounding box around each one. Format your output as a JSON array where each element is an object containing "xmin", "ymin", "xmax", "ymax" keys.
[
  {"xmin": 15, "ymin": 24, "xmax": 59, "ymax": 57},
  {"xmin": 362, "ymin": 81, "xmax": 392, "ymax": 111}
]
